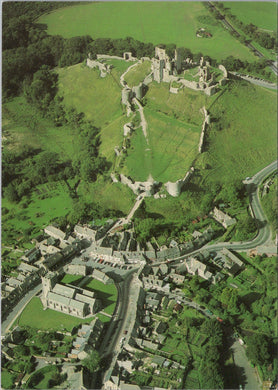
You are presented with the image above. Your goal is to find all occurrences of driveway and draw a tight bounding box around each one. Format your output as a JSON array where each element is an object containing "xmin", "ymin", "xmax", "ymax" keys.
[{"xmin": 232, "ymin": 340, "xmax": 261, "ymax": 390}]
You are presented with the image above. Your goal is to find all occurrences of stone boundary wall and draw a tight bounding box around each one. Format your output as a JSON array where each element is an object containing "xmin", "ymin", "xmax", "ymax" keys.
[
  {"xmin": 97, "ymin": 54, "xmax": 123, "ymax": 61},
  {"xmin": 198, "ymin": 107, "xmax": 210, "ymax": 153},
  {"xmin": 86, "ymin": 58, "xmax": 111, "ymax": 77},
  {"xmin": 164, "ymin": 167, "xmax": 195, "ymax": 197}
]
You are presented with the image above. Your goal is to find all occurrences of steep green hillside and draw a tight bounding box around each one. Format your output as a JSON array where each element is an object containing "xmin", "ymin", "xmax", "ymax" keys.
[
  {"xmin": 198, "ymin": 80, "xmax": 277, "ymax": 185},
  {"xmin": 38, "ymin": 2, "xmax": 255, "ymax": 61},
  {"xmin": 58, "ymin": 63, "xmax": 124, "ymax": 128}
]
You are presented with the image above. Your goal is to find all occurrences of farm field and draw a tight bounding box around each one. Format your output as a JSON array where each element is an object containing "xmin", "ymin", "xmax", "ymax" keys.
[
  {"xmin": 17, "ymin": 297, "xmax": 95, "ymax": 331},
  {"xmin": 38, "ymin": 2, "xmax": 255, "ymax": 61},
  {"xmin": 224, "ymin": 2, "xmax": 277, "ymax": 32}
]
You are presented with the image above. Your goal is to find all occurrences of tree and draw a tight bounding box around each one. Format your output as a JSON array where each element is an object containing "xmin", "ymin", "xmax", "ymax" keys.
[
  {"xmin": 134, "ymin": 218, "xmax": 157, "ymax": 243},
  {"xmin": 82, "ymin": 350, "xmax": 100, "ymax": 373},
  {"xmin": 246, "ymin": 334, "xmax": 271, "ymax": 366},
  {"xmin": 237, "ymin": 215, "xmax": 257, "ymax": 239},
  {"xmin": 4, "ymin": 183, "xmax": 19, "ymax": 202},
  {"xmin": 25, "ymin": 65, "xmax": 58, "ymax": 112},
  {"xmin": 220, "ymin": 287, "xmax": 239, "ymax": 311},
  {"xmin": 201, "ymin": 319, "xmax": 223, "ymax": 346}
]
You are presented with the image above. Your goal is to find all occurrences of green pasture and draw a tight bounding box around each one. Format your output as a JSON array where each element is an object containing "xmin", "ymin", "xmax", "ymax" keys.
[
  {"xmin": 39, "ymin": 2, "xmax": 255, "ymax": 61},
  {"xmin": 2, "ymin": 97, "xmax": 76, "ymax": 160},
  {"xmin": 124, "ymin": 60, "xmax": 152, "ymax": 87},
  {"xmin": 200, "ymin": 80, "xmax": 277, "ymax": 185},
  {"xmin": 224, "ymin": 2, "xmax": 277, "ymax": 32},
  {"xmin": 17, "ymin": 297, "xmax": 94, "ymax": 331},
  {"xmin": 85, "ymin": 278, "xmax": 118, "ymax": 315},
  {"xmin": 58, "ymin": 63, "xmax": 124, "ymax": 127}
]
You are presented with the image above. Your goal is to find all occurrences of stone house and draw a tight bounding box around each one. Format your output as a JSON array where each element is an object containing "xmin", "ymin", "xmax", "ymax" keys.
[
  {"xmin": 213, "ymin": 207, "xmax": 236, "ymax": 229},
  {"xmin": 44, "ymin": 225, "xmax": 66, "ymax": 241},
  {"xmin": 21, "ymin": 247, "xmax": 41, "ymax": 264},
  {"xmin": 74, "ymin": 225, "xmax": 97, "ymax": 241},
  {"xmin": 170, "ymin": 273, "xmax": 185, "ymax": 285},
  {"xmin": 92, "ymin": 269, "xmax": 112, "ymax": 284},
  {"xmin": 212, "ymin": 248, "xmax": 244, "ymax": 275},
  {"xmin": 154, "ymin": 321, "xmax": 167, "ymax": 334}
]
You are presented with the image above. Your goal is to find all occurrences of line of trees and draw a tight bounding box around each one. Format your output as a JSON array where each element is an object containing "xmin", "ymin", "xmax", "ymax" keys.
[
  {"xmin": 216, "ymin": 2, "xmax": 277, "ymax": 51},
  {"xmin": 198, "ymin": 319, "xmax": 225, "ymax": 389}
]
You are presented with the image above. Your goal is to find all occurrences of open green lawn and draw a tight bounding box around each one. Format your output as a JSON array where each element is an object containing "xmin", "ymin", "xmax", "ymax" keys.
[
  {"xmin": 39, "ymin": 2, "xmax": 255, "ymax": 61},
  {"xmin": 58, "ymin": 63, "xmax": 124, "ymax": 128},
  {"xmin": 18, "ymin": 297, "xmax": 94, "ymax": 331},
  {"xmin": 198, "ymin": 80, "xmax": 277, "ymax": 185},
  {"xmin": 224, "ymin": 2, "xmax": 277, "ymax": 32},
  {"xmin": 85, "ymin": 278, "xmax": 118, "ymax": 315},
  {"xmin": 61, "ymin": 274, "xmax": 83, "ymax": 285},
  {"xmin": 124, "ymin": 60, "xmax": 152, "ymax": 88}
]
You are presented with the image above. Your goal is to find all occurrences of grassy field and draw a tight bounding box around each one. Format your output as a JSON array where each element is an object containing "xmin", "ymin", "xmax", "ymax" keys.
[
  {"xmin": 224, "ymin": 2, "xmax": 277, "ymax": 32},
  {"xmin": 124, "ymin": 60, "xmax": 152, "ymax": 87},
  {"xmin": 58, "ymin": 63, "xmax": 124, "ymax": 128},
  {"xmin": 17, "ymin": 297, "xmax": 94, "ymax": 331},
  {"xmin": 39, "ymin": 2, "xmax": 255, "ymax": 61},
  {"xmin": 198, "ymin": 80, "xmax": 277, "ymax": 185},
  {"xmin": 85, "ymin": 278, "xmax": 118, "ymax": 315}
]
